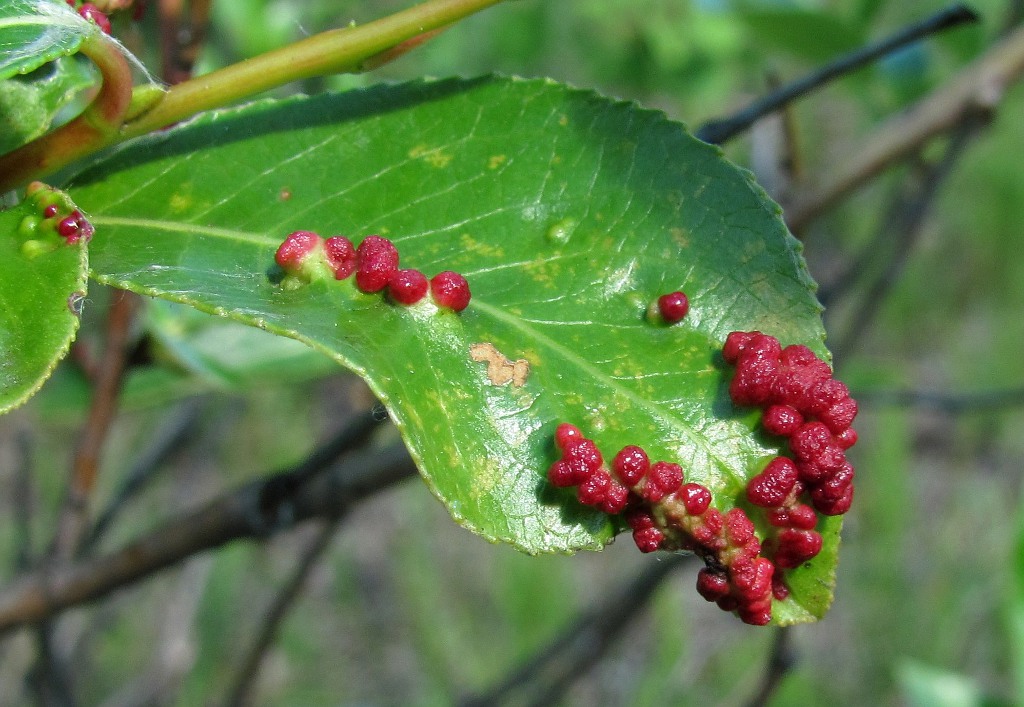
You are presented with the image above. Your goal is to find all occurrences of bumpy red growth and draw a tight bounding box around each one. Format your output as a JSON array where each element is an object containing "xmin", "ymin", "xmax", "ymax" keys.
[
  {"xmin": 657, "ymin": 291, "xmax": 689, "ymax": 323},
  {"xmin": 546, "ymin": 424, "xmax": 773, "ymax": 625},
  {"xmin": 726, "ymin": 330, "xmax": 859, "ymax": 604},
  {"xmin": 388, "ymin": 269, "xmax": 429, "ymax": 305},
  {"xmin": 78, "ymin": 3, "xmax": 112, "ymax": 33},
  {"xmin": 324, "ymin": 236, "xmax": 356, "ymax": 280},
  {"xmin": 55, "ymin": 210, "xmax": 94, "ymax": 244},
  {"xmin": 543, "ymin": 332, "xmax": 857, "ymax": 626},
  {"xmin": 355, "ymin": 235, "xmax": 399, "ymax": 293},
  {"xmin": 275, "ymin": 230, "xmax": 321, "ymax": 270},
  {"xmin": 430, "ymin": 271, "xmax": 472, "ymax": 312}
]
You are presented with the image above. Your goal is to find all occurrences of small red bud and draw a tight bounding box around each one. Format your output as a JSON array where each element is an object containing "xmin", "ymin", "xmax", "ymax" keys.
[
  {"xmin": 388, "ymin": 268, "xmax": 428, "ymax": 305},
  {"xmin": 696, "ymin": 568, "xmax": 730, "ymax": 601},
  {"xmin": 678, "ymin": 483, "xmax": 712, "ymax": 515},
  {"xmin": 599, "ymin": 482, "xmax": 629, "ymax": 514},
  {"xmin": 547, "ymin": 461, "xmax": 576, "ymax": 488},
  {"xmin": 355, "ymin": 235, "xmax": 399, "ymax": 293},
  {"xmin": 612, "ymin": 445, "xmax": 650, "ymax": 485},
  {"xmin": 324, "ymin": 235, "xmax": 356, "ymax": 279},
  {"xmin": 723, "ymin": 331, "xmax": 756, "ymax": 364},
  {"xmin": 646, "ymin": 461, "xmax": 683, "ymax": 496},
  {"xmin": 632, "ymin": 526, "xmax": 664, "ymax": 553},
  {"xmin": 762, "ymin": 404, "xmax": 804, "ymax": 437},
  {"xmin": 430, "ymin": 270, "xmax": 471, "ymax": 312},
  {"xmin": 554, "ymin": 423, "xmax": 583, "ymax": 451},
  {"xmin": 275, "ymin": 231, "xmax": 321, "ymax": 270},
  {"xmin": 746, "ymin": 456, "xmax": 799, "ymax": 507},
  {"xmin": 657, "ymin": 291, "xmax": 689, "ymax": 323},
  {"xmin": 561, "ymin": 438, "xmax": 603, "ymax": 478},
  {"xmin": 724, "ymin": 508, "xmax": 755, "ymax": 547}
]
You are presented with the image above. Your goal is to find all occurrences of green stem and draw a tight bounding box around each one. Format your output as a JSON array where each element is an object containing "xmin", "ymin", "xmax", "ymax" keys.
[
  {"xmin": 0, "ymin": 0, "xmax": 509, "ymax": 193},
  {"xmin": 121, "ymin": 0, "xmax": 510, "ymax": 139},
  {"xmin": 0, "ymin": 31, "xmax": 132, "ymax": 192}
]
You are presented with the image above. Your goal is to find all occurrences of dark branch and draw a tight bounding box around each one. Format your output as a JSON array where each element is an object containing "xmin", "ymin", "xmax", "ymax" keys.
[
  {"xmin": 85, "ymin": 397, "xmax": 206, "ymax": 551},
  {"xmin": 224, "ymin": 518, "xmax": 342, "ymax": 707},
  {"xmin": 460, "ymin": 555, "xmax": 692, "ymax": 707},
  {"xmin": 52, "ymin": 292, "xmax": 141, "ymax": 561},
  {"xmin": 696, "ymin": 4, "xmax": 980, "ymax": 145},
  {"xmin": 744, "ymin": 628, "xmax": 796, "ymax": 707},
  {"xmin": 830, "ymin": 116, "xmax": 981, "ymax": 360},
  {"xmin": 0, "ymin": 441, "xmax": 414, "ymax": 634}
]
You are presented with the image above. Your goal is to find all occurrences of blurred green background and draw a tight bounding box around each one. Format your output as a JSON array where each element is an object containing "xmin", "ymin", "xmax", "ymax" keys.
[{"xmin": 3, "ymin": 0, "xmax": 1024, "ymax": 704}]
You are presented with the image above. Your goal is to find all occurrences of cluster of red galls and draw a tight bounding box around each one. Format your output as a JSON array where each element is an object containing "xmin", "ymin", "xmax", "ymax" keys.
[
  {"xmin": 547, "ymin": 331, "xmax": 858, "ymax": 626},
  {"xmin": 725, "ymin": 331, "xmax": 857, "ymax": 518},
  {"xmin": 25, "ymin": 182, "xmax": 94, "ymax": 245},
  {"xmin": 274, "ymin": 231, "xmax": 471, "ymax": 312},
  {"xmin": 548, "ymin": 423, "xmax": 776, "ymax": 625}
]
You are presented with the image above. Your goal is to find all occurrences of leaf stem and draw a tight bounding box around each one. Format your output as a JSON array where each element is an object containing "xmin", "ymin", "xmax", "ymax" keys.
[
  {"xmin": 120, "ymin": 0, "xmax": 510, "ymax": 139},
  {"xmin": 0, "ymin": 31, "xmax": 133, "ymax": 192},
  {"xmin": 0, "ymin": 0, "xmax": 509, "ymax": 192}
]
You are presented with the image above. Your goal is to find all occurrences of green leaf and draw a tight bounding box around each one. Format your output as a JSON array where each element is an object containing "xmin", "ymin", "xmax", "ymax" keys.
[
  {"xmin": 0, "ymin": 187, "xmax": 89, "ymax": 413},
  {"xmin": 0, "ymin": 53, "xmax": 98, "ymax": 155},
  {"xmin": 65, "ymin": 77, "xmax": 835, "ymax": 623},
  {"xmin": 0, "ymin": 0, "xmax": 94, "ymax": 81}
]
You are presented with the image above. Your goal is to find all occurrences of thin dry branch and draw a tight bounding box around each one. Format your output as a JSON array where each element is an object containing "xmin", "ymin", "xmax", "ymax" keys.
[
  {"xmin": 52, "ymin": 292, "xmax": 141, "ymax": 561},
  {"xmin": 696, "ymin": 5, "xmax": 979, "ymax": 145},
  {"xmin": 785, "ymin": 22, "xmax": 1024, "ymax": 231},
  {"xmin": 460, "ymin": 555, "xmax": 692, "ymax": 707},
  {"xmin": 224, "ymin": 518, "xmax": 342, "ymax": 707},
  {"xmin": 0, "ymin": 443, "xmax": 415, "ymax": 634},
  {"xmin": 744, "ymin": 628, "xmax": 795, "ymax": 707}
]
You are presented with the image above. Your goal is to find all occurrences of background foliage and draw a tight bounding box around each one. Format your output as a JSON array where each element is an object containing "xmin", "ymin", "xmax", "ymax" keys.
[{"xmin": 2, "ymin": 0, "xmax": 1024, "ymax": 704}]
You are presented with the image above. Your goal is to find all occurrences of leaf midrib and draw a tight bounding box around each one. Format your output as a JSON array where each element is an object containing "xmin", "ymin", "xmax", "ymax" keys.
[{"xmin": 90, "ymin": 215, "xmax": 741, "ymax": 484}]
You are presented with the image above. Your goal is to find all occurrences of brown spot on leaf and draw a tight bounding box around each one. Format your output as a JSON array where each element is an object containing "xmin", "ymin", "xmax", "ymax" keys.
[{"xmin": 470, "ymin": 342, "xmax": 530, "ymax": 388}]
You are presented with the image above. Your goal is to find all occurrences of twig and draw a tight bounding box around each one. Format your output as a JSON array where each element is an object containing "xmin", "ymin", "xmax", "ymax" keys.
[
  {"xmin": 459, "ymin": 555, "xmax": 692, "ymax": 707},
  {"xmin": 85, "ymin": 398, "xmax": 206, "ymax": 550},
  {"xmin": 830, "ymin": 116, "xmax": 980, "ymax": 360},
  {"xmin": 52, "ymin": 292, "xmax": 141, "ymax": 561},
  {"xmin": 224, "ymin": 518, "xmax": 342, "ymax": 707},
  {"xmin": 13, "ymin": 430, "xmax": 35, "ymax": 572},
  {"xmin": 854, "ymin": 386, "xmax": 1024, "ymax": 413},
  {"xmin": 785, "ymin": 22, "xmax": 1024, "ymax": 231},
  {"xmin": 0, "ymin": 442, "xmax": 415, "ymax": 634},
  {"xmin": 695, "ymin": 5, "xmax": 980, "ymax": 145},
  {"xmin": 744, "ymin": 627, "xmax": 795, "ymax": 707},
  {"xmin": 26, "ymin": 628, "xmax": 77, "ymax": 707}
]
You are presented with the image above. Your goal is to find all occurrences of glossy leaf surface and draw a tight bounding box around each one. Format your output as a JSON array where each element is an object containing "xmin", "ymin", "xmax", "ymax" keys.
[
  {"xmin": 0, "ymin": 0, "xmax": 92, "ymax": 81},
  {"xmin": 0, "ymin": 193, "xmax": 88, "ymax": 413},
  {"xmin": 65, "ymin": 77, "xmax": 835, "ymax": 623}
]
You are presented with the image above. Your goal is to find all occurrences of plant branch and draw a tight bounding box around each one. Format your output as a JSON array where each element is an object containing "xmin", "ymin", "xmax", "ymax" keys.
[
  {"xmin": 785, "ymin": 21, "xmax": 1024, "ymax": 231},
  {"xmin": 120, "ymin": 0, "xmax": 511, "ymax": 139},
  {"xmin": 829, "ymin": 116, "xmax": 979, "ymax": 360},
  {"xmin": 744, "ymin": 628, "xmax": 795, "ymax": 707},
  {"xmin": 460, "ymin": 555, "xmax": 691, "ymax": 707},
  {"xmin": 696, "ymin": 4, "xmax": 980, "ymax": 145},
  {"xmin": 85, "ymin": 397, "xmax": 206, "ymax": 551},
  {"xmin": 224, "ymin": 518, "xmax": 342, "ymax": 707},
  {"xmin": 52, "ymin": 291, "xmax": 142, "ymax": 562},
  {"xmin": 0, "ymin": 441, "xmax": 415, "ymax": 634},
  {"xmin": 0, "ymin": 0, "xmax": 509, "ymax": 191}
]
